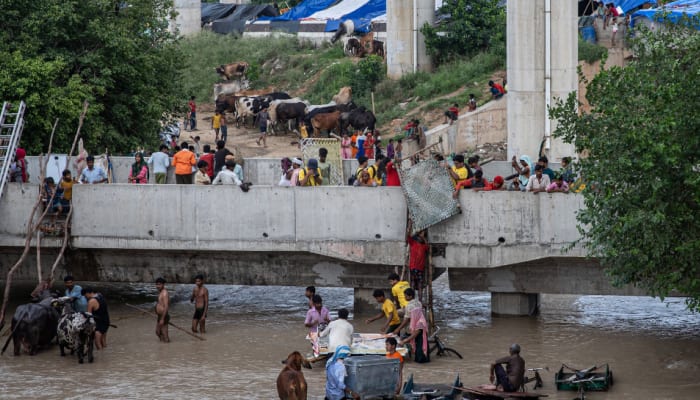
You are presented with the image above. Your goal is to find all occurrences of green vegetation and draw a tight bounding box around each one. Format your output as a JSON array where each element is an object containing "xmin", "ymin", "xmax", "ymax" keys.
[
  {"xmin": 0, "ymin": 0, "xmax": 184, "ymax": 154},
  {"xmin": 578, "ymin": 38, "xmax": 608, "ymax": 64},
  {"xmin": 422, "ymin": 0, "xmax": 506, "ymax": 65},
  {"xmin": 550, "ymin": 19, "xmax": 700, "ymax": 311},
  {"xmin": 179, "ymin": 32, "xmax": 504, "ymax": 134}
]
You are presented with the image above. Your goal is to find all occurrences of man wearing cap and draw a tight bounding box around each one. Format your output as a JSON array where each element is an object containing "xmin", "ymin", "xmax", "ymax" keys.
[
  {"xmin": 325, "ymin": 345, "xmax": 360, "ymax": 400},
  {"xmin": 79, "ymin": 155, "xmax": 108, "ymax": 184},
  {"xmin": 298, "ymin": 158, "xmax": 323, "ymax": 186},
  {"xmin": 489, "ymin": 344, "xmax": 525, "ymax": 392}
]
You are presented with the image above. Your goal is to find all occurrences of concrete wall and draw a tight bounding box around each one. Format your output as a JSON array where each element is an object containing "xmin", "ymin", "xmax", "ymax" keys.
[
  {"xmin": 507, "ymin": 0, "xmax": 577, "ymax": 163},
  {"xmin": 172, "ymin": 0, "xmax": 202, "ymax": 37},
  {"xmin": 69, "ymin": 184, "xmax": 406, "ymax": 265}
]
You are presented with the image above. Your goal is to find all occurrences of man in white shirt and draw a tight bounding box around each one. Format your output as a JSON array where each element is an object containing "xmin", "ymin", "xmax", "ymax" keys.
[
  {"xmin": 148, "ymin": 145, "xmax": 171, "ymax": 184},
  {"xmin": 526, "ymin": 165, "xmax": 551, "ymax": 193},
  {"xmin": 212, "ymin": 160, "xmax": 250, "ymax": 193},
  {"xmin": 319, "ymin": 308, "xmax": 353, "ymax": 354}
]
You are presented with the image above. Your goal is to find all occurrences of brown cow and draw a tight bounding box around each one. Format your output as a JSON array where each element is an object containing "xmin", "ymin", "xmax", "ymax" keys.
[
  {"xmin": 277, "ymin": 351, "xmax": 311, "ymax": 400},
  {"xmin": 369, "ymin": 40, "xmax": 384, "ymax": 58},
  {"xmin": 215, "ymin": 61, "xmax": 250, "ymax": 80},
  {"xmin": 311, "ymin": 110, "xmax": 341, "ymax": 137},
  {"xmin": 332, "ymin": 86, "xmax": 352, "ymax": 105}
]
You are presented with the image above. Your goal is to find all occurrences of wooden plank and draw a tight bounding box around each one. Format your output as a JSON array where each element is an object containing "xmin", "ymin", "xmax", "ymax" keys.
[{"xmin": 456, "ymin": 386, "xmax": 547, "ymax": 399}]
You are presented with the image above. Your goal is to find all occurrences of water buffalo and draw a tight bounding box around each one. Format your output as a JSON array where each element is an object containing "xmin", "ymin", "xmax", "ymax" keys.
[
  {"xmin": 57, "ymin": 299, "xmax": 96, "ymax": 364},
  {"xmin": 304, "ymin": 102, "xmax": 357, "ymax": 133},
  {"xmin": 340, "ymin": 106, "xmax": 376, "ymax": 134},
  {"xmin": 3, "ymin": 291, "xmax": 63, "ymax": 356},
  {"xmin": 269, "ymin": 99, "xmax": 307, "ymax": 134},
  {"xmin": 311, "ymin": 111, "xmax": 341, "ymax": 137},
  {"xmin": 369, "ymin": 40, "xmax": 385, "ymax": 58},
  {"xmin": 215, "ymin": 61, "xmax": 249, "ymax": 80}
]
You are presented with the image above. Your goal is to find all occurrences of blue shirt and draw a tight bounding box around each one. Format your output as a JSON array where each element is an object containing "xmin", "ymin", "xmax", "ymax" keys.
[
  {"xmin": 66, "ymin": 285, "xmax": 88, "ymax": 312},
  {"xmin": 325, "ymin": 360, "xmax": 347, "ymax": 400},
  {"xmin": 80, "ymin": 166, "xmax": 108, "ymax": 184},
  {"xmin": 148, "ymin": 151, "xmax": 171, "ymax": 174}
]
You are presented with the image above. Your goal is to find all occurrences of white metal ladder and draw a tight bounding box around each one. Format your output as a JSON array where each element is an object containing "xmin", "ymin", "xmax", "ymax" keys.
[{"xmin": 0, "ymin": 101, "xmax": 27, "ymax": 201}]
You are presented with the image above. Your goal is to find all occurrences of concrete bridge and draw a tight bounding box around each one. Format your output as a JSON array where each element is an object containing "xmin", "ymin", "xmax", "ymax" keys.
[{"xmin": 0, "ymin": 176, "xmax": 649, "ymax": 314}]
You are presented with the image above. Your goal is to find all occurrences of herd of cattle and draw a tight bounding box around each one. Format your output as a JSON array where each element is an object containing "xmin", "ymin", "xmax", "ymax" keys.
[
  {"xmin": 212, "ymin": 81, "xmax": 377, "ymax": 137},
  {"xmin": 2, "ymin": 290, "xmax": 96, "ymax": 364}
]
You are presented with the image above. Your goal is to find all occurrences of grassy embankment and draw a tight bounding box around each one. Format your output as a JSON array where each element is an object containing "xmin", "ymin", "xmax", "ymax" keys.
[
  {"xmin": 176, "ymin": 32, "xmax": 606, "ymax": 134},
  {"xmin": 177, "ymin": 32, "xmax": 505, "ymax": 133}
]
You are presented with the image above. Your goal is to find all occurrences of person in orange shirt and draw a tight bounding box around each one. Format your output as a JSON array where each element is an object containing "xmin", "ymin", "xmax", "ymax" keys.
[
  {"xmin": 386, "ymin": 337, "xmax": 404, "ymax": 394},
  {"xmin": 172, "ymin": 141, "xmax": 196, "ymax": 184},
  {"xmin": 351, "ymin": 131, "xmax": 359, "ymax": 158}
]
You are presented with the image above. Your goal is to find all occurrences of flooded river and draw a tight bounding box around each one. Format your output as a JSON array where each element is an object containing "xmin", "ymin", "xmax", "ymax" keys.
[{"xmin": 1, "ymin": 275, "xmax": 699, "ymax": 399}]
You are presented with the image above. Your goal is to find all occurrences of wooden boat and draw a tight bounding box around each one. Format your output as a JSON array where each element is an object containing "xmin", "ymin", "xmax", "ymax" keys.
[
  {"xmin": 456, "ymin": 386, "xmax": 547, "ymax": 400},
  {"xmin": 554, "ymin": 364, "xmax": 613, "ymax": 391}
]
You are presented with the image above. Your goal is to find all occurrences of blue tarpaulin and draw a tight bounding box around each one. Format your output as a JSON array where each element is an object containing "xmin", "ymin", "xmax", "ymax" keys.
[
  {"xmin": 258, "ymin": 0, "xmax": 386, "ymax": 33},
  {"xmin": 324, "ymin": 0, "xmax": 386, "ymax": 32},
  {"xmin": 612, "ymin": 0, "xmax": 658, "ymax": 14},
  {"xmin": 259, "ymin": 0, "xmax": 340, "ymax": 21},
  {"xmin": 632, "ymin": 0, "xmax": 700, "ymax": 27}
]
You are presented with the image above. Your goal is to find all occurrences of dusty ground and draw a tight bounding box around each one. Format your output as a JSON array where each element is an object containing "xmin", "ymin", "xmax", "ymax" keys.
[{"xmin": 191, "ymin": 69, "xmax": 507, "ymax": 161}]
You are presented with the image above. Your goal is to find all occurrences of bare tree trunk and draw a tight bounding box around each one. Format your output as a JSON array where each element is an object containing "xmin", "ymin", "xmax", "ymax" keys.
[
  {"xmin": 0, "ymin": 102, "xmax": 89, "ymax": 331},
  {"xmin": 47, "ymin": 206, "xmax": 73, "ymax": 286}
]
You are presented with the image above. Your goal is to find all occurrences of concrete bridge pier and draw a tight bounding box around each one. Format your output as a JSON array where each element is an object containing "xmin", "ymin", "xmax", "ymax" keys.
[
  {"xmin": 491, "ymin": 292, "xmax": 540, "ymax": 317},
  {"xmin": 354, "ymin": 288, "xmax": 379, "ymax": 315}
]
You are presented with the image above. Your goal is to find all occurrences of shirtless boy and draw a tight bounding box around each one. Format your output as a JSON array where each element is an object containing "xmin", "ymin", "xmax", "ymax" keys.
[
  {"xmin": 190, "ymin": 274, "xmax": 209, "ymax": 333},
  {"xmin": 155, "ymin": 277, "xmax": 170, "ymax": 343}
]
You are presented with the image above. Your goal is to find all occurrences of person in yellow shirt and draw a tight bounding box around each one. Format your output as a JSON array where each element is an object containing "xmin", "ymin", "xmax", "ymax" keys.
[
  {"xmin": 297, "ymin": 158, "xmax": 323, "ymax": 186},
  {"xmin": 172, "ymin": 141, "xmax": 196, "ymax": 184},
  {"xmin": 447, "ymin": 154, "xmax": 470, "ymax": 188},
  {"xmin": 365, "ymin": 289, "xmax": 401, "ymax": 334},
  {"xmin": 388, "ymin": 273, "xmax": 410, "ymax": 311},
  {"xmin": 212, "ymin": 110, "xmax": 222, "ymax": 142}
]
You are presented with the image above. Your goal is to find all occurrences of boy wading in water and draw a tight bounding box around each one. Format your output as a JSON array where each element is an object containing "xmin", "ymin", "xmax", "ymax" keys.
[
  {"xmin": 155, "ymin": 277, "xmax": 170, "ymax": 343},
  {"xmin": 190, "ymin": 274, "xmax": 209, "ymax": 333}
]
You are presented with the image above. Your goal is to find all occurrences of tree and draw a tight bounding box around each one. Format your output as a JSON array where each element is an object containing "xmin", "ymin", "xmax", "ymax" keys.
[
  {"xmin": 421, "ymin": 0, "xmax": 506, "ymax": 64},
  {"xmin": 0, "ymin": 0, "xmax": 185, "ymax": 154},
  {"xmin": 549, "ymin": 17, "xmax": 700, "ymax": 311}
]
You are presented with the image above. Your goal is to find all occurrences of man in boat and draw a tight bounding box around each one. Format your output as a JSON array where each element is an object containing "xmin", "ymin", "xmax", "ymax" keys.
[
  {"xmin": 489, "ymin": 344, "xmax": 525, "ymax": 392},
  {"xmin": 319, "ymin": 308, "xmax": 353, "ymax": 353}
]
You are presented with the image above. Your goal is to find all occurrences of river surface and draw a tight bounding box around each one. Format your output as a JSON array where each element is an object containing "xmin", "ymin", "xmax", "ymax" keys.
[{"xmin": 1, "ymin": 275, "xmax": 699, "ymax": 399}]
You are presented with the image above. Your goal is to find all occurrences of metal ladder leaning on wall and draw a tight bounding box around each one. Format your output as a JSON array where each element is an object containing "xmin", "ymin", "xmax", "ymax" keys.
[{"xmin": 0, "ymin": 101, "xmax": 26, "ymax": 201}]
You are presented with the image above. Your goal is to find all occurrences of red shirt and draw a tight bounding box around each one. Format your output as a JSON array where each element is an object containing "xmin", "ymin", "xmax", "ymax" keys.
[
  {"xmin": 408, "ymin": 236, "xmax": 429, "ymax": 271},
  {"xmin": 448, "ymin": 106, "xmax": 459, "ymax": 117},
  {"xmin": 492, "ymin": 83, "xmax": 505, "ymax": 94},
  {"xmin": 200, "ymin": 153, "xmax": 215, "ymax": 178},
  {"xmin": 386, "ymin": 161, "xmax": 401, "ymax": 186},
  {"xmin": 188, "ymin": 100, "xmax": 196, "ymax": 113}
]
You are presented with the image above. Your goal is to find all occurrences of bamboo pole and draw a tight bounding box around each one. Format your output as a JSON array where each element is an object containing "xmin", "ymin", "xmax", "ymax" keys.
[
  {"xmin": 427, "ymin": 234, "xmax": 435, "ymax": 334},
  {"xmin": 397, "ymin": 140, "xmax": 442, "ymax": 164},
  {"xmin": 125, "ymin": 303, "xmax": 206, "ymax": 341}
]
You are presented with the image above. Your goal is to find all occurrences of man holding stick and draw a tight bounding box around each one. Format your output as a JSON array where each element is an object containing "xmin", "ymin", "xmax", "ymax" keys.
[{"xmin": 155, "ymin": 277, "xmax": 170, "ymax": 343}]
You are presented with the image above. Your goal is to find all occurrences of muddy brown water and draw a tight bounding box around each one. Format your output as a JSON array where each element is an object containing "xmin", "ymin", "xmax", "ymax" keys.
[{"xmin": 1, "ymin": 276, "xmax": 699, "ymax": 399}]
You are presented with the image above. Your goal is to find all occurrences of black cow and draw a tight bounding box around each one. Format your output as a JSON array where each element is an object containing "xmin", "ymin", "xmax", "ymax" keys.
[
  {"xmin": 4, "ymin": 291, "xmax": 63, "ymax": 356},
  {"xmin": 303, "ymin": 102, "xmax": 357, "ymax": 132},
  {"xmin": 273, "ymin": 102, "xmax": 307, "ymax": 133},
  {"xmin": 340, "ymin": 106, "xmax": 376, "ymax": 134},
  {"xmin": 57, "ymin": 299, "xmax": 96, "ymax": 364}
]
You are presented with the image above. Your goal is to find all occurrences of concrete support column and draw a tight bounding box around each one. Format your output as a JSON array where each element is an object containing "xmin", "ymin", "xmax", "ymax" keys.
[
  {"xmin": 171, "ymin": 0, "xmax": 202, "ymax": 37},
  {"xmin": 386, "ymin": 0, "xmax": 434, "ymax": 79},
  {"xmin": 507, "ymin": 0, "xmax": 577, "ymax": 162},
  {"xmin": 491, "ymin": 292, "xmax": 540, "ymax": 316},
  {"xmin": 354, "ymin": 288, "xmax": 378, "ymax": 315}
]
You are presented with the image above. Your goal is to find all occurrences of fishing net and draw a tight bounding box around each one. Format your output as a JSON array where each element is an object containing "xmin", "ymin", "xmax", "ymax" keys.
[
  {"xmin": 300, "ymin": 138, "xmax": 344, "ymax": 185},
  {"xmin": 399, "ymin": 159, "xmax": 461, "ymax": 234}
]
